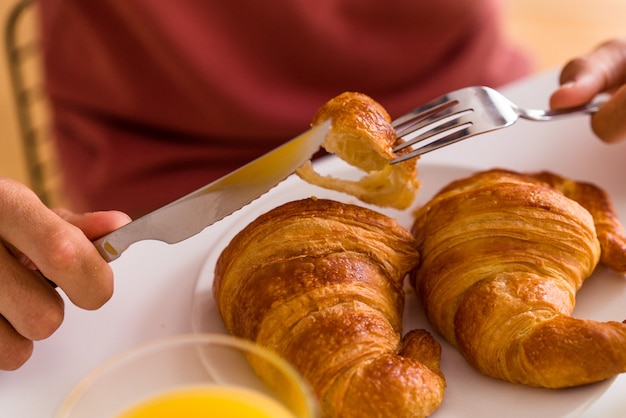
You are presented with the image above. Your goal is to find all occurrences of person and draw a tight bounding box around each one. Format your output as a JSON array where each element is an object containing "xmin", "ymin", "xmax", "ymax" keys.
[
  {"xmin": 36, "ymin": 0, "xmax": 532, "ymax": 219},
  {"xmin": 1, "ymin": 1, "xmax": 625, "ymax": 371}
]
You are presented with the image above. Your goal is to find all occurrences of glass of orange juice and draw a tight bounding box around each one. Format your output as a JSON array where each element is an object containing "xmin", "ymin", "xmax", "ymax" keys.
[{"xmin": 54, "ymin": 334, "xmax": 319, "ymax": 418}]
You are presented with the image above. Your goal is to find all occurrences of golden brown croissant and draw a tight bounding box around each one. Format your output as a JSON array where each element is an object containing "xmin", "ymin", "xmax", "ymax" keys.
[
  {"xmin": 214, "ymin": 198, "xmax": 445, "ymax": 418},
  {"xmin": 296, "ymin": 92, "xmax": 420, "ymax": 209},
  {"xmin": 410, "ymin": 168, "xmax": 626, "ymax": 388}
]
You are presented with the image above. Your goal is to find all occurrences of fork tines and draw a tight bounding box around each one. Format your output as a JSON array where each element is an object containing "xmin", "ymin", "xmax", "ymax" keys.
[
  {"xmin": 392, "ymin": 96, "xmax": 458, "ymax": 137},
  {"xmin": 391, "ymin": 94, "xmax": 475, "ymax": 164}
]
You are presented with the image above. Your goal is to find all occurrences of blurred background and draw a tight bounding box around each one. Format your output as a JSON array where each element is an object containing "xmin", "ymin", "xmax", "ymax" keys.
[{"xmin": 1, "ymin": 0, "xmax": 625, "ymax": 195}]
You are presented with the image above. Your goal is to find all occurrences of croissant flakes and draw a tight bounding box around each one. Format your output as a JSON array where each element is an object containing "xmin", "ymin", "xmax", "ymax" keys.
[
  {"xmin": 410, "ymin": 168, "xmax": 626, "ymax": 388},
  {"xmin": 214, "ymin": 198, "xmax": 446, "ymax": 418},
  {"xmin": 296, "ymin": 92, "xmax": 419, "ymax": 209}
]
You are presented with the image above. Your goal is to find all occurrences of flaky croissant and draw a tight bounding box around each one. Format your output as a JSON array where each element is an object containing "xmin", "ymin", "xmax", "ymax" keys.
[
  {"xmin": 410, "ymin": 168, "xmax": 626, "ymax": 388},
  {"xmin": 296, "ymin": 92, "xmax": 420, "ymax": 209},
  {"xmin": 214, "ymin": 198, "xmax": 445, "ymax": 418}
]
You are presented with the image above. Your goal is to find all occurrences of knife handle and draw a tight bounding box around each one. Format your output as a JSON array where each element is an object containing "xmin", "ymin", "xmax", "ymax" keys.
[
  {"xmin": 92, "ymin": 216, "xmax": 162, "ymax": 262},
  {"xmin": 93, "ymin": 235, "xmax": 123, "ymax": 263}
]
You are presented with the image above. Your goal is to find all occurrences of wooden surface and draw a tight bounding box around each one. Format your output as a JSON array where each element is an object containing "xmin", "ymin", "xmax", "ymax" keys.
[{"xmin": 1, "ymin": 0, "xmax": 625, "ymax": 188}]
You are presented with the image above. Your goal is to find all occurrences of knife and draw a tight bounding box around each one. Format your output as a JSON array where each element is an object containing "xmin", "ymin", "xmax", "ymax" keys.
[{"xmin": 92, "ymin": 119, "xmax": 331, "ymax": 262}]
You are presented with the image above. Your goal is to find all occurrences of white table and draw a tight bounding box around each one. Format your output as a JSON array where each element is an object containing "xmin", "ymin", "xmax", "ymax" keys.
[{"xmin": 3, "ymin": 70, "xmax": 626, "ymax": 417}]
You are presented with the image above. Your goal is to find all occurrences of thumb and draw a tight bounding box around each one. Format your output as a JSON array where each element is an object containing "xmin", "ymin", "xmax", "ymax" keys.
[
  {"xmin": 53, "ymin": 209, "xmax": 131, "ymax": 240},
  {"xmin": 550, "ymin": 38, "xmax": 626, "ymax": 109}
]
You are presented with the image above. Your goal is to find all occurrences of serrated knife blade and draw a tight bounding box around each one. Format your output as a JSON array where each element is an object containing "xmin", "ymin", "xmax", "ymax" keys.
[{"xmin": 92, "ymin": 119, "xmax": 331, "ymax": 262}]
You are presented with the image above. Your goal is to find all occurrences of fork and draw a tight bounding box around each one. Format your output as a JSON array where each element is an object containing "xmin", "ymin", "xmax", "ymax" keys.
[{"xmin": 391, "ymin": 86, "xmax": 606, "ymax": 164}]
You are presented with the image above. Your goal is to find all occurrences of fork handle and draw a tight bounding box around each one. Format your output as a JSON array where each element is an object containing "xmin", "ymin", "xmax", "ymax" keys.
[{"xmin": 519, "ymin": 98, "xmax": 607, "ymax": 121}]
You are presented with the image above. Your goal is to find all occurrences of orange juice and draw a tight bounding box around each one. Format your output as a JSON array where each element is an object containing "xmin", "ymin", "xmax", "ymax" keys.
[{"xmin": 117, "ymin": 386, "xmax": 298, "ymax": 418}]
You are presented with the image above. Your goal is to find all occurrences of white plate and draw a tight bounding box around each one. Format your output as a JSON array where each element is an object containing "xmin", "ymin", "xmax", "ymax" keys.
[{"xmin": 192, "ymin": 157, "xmax": 620, "ymax": 418}]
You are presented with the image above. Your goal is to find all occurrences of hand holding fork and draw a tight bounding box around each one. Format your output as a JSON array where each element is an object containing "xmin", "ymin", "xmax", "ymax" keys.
[{"xmin": 390, "ymin": 86, "xmax": 605, "ymax": 164}]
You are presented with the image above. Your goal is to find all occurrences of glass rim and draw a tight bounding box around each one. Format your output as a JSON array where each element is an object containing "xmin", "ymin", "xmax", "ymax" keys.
[{"xmin": 56, "ymin": 333, "xmax": 319, "ymax": 418}]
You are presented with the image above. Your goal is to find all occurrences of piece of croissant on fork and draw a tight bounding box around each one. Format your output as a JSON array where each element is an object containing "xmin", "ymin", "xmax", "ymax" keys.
[
  {"xmin": 410, "ymin": 168, "xmax": 626, "ymax": 388},
  {"xmin": 214, "ymin": 198, "xmax": 446, "ymax": 418}
]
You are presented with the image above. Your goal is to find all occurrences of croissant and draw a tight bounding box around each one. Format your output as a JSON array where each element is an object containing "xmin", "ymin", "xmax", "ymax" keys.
[
  {"xmin": 296, "ymin": 92, "xmax": 420, "ymax": 209},
  {"xmin": 214, "ymin": 198, "xmax": 446, "ymax": 418},
  {"xmin": 410, "ymin": 168, "xmax": 626, "ymax": 388}
]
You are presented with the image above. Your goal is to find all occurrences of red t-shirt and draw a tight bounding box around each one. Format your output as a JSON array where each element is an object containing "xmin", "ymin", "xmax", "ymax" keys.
[{"xmin": 38, "ymin": 0, "xmax": 532, "ymax": 216}]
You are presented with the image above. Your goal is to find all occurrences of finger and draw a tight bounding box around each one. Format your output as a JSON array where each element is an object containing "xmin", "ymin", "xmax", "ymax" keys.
[
  {"xmin": 53, "ymin": 209, "xmax": 131, "ymax": 240},
  {"xmin": 550, "ymin": 38, "xmax": 626, "ymax": 109},
  {"xmin": 0, "ymin": 179, "xmax": 113, "ymax": 310},
  {"xmin": 0, "ymin": 316, "xmax": 33, "ymax": 371},
  {"xmin": 8, "ymin": 209, "xmax": 131, "ymax": 268},
  {"xmin": 0, "ymin": 243, "xmax": 64, "ymax": 341},
  {"xmin": 591, "ymin": 84, "xmax": 626, "ymax": 143},
  {"xmin": 6, "ymin": 209, "xmax": 131, "ymax": 288},
  {"xmin": 549, "ymin": 73, "xmax": 603, "ymax": 109}
]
